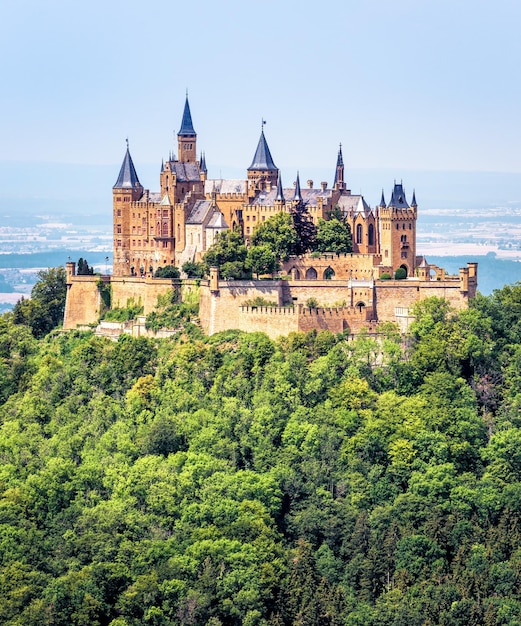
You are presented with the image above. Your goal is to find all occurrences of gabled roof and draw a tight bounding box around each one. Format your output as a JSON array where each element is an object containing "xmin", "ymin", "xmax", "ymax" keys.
[
  {"xmin": 178, "ymin": 96, "xmax": 196, "ymax": 136},
  {"xmin": 113, "ymin": 145, "xmax": 142, "ymax": 190},
  {"xmin": 207, "ymin": 211, "xmax": 228, "ymax": 229},
  {"xmin": 169, "ymin": 161, "xmax": 201, "ymax": 183},
  {"xmin": 248, "ymin": 130, "xmax": 277, "ymax": 171},
  {"xmin": 388, "ymin": 182, "xmax": 409, "ymax": 208}
]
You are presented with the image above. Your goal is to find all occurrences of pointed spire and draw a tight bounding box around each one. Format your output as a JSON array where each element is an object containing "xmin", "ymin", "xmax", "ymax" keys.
[
  {"xmin": 294, "ymin": 172, "xmax": 302, "ymax": 202},
  {"xmin": 113, "ymin": 142, "xmax": 142, "ymax": 189},
  {"xmin": 200, "ymin": 151, "xmax": 207, "ymax": 173},
  {"xmin": 160, "ymin": 158, "xmax": 164, "ymax": 173},
  {"xmin": 411, "ymin": 189, "xmax": 417, "ymax": 206},
  {"xmin": 333, "ymin": 143, "xmax": 346, "ymax": 190},
  {"xmin": 248, "ymin": 128, "xmax": 277, "ymax": 171},
  {"xmin": 276, "ymin": 171, "xmax": 284, "ymax": 203},
  {"xmin": 178, "ymin": 94, "xmax": 196, "ymax": 136},
  {"xmin": 380, "ymin": 189, "xmax": 386, "ymax": 207}
]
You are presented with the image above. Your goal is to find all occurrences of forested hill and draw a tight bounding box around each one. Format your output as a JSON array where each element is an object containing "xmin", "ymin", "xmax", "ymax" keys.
[{"xmin": 2, "ymin": 286, "xmax": 521, "ymax": 625}]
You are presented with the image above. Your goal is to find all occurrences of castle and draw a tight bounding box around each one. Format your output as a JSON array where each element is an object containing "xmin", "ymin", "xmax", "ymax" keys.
[{"xmin": 63, "ymin": 96, "xmax": 477, "ymax": 338}]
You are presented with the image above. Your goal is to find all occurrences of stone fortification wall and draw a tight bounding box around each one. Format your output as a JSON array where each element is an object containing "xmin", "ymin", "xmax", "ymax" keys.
[
  {"xmin": 63, "ymin": 275, "xmax": 103, "ymax": 329},
  {"xmin": 198, "ymin": 280, "xmax": 284, "ymax": 336},
  {"xmin": 110, "ymin": 276, "xmax": 179, "ymax": 314},
  {"xmin": 283, "ymin": 253, "xmax": 385, "ymax": 281}
]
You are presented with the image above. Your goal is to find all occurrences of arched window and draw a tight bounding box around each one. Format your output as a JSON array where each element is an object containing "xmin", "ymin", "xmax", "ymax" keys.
[
  {"xmin": 356, "ymin": 224, "xmax": 363, "ymax": 245},
  {"xmin": 305, "ymin": 267, "xmax": 318, "ymax": 280},
  {"xmin": 162, "ymin": 222, "xmax": 168, "ymax": 237},
  {"xmin": 368, "ymin": 223, "xmax": 374, "ymax": 246},
  {"xmin": 324, "ymin": 267, "xmax": 335, "ymax": 280},
  {"xmin": 356, "ymin": 301, "xmax": 366, "ymax": 313}
]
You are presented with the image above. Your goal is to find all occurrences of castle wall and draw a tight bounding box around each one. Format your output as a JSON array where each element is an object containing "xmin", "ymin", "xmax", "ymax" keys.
[
  {"xmin": 63, "ymin": 276, "xmax": 103, "ymax": 329},
  {"xmin": 283, "ymin": 253, "xmax": 384, "ymax": 281},
  {"xmin": 110, "ymin": 277, "xmax": 179, "ymax": 314}
]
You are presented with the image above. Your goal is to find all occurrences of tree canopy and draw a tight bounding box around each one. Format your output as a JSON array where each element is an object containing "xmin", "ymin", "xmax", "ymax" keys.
[{"xmin": 3, "ymin": 283, "xmax": 521, "ymax": 624}]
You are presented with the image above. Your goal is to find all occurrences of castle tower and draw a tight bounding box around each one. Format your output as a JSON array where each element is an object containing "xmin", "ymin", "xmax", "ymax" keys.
[
  {"xmin": 247, "ymin": 125, "xmax": 278, "ymax": 194},
  {"xmin": 333, "ymin": 144, "xmax": 346, "ymax": 191},
  {"xmin": 177, "ymin": 95, "xmax": 197, "ymax": 163},
  {"xmin": 113, "ymin": 142, "xmax": 144, "ymax": 277},
  {"xmin": 378, "ymin": 182, "xmax": 417, "ymax": 276}
]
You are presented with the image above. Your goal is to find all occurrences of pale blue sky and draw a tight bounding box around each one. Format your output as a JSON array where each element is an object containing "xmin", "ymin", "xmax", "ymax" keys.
[{"xmin": 1, "ymin": 0, "xmax": 520, "ymax": 183}]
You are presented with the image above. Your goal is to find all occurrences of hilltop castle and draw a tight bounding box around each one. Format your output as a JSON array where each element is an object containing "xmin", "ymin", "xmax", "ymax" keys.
[{"xmin": 63, "ymin": 96, "xmax": 477, "ymax": 338}]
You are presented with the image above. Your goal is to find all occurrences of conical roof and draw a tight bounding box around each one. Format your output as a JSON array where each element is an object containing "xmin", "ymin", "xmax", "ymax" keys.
[
  {"xmin": 388, "ymin": 182, "xmax": 409, "ymax": 208},
  {"xmin": 113, "ymin": 144, "xmax": 142, "ymax": 189},
  {"xmin": 178, "ymin": 96, "xmax": 196, "ymax": 136},
  {"xmin": 293, "ymin": 172, "xmax": 302, "ymax": 202},
  {"xmin": 248, "ymin": 129, "xmax": 277, "ymax": 171},
  {"xmin": 276, "ymin": 171, "xmax": 285, "ymax": 203}
]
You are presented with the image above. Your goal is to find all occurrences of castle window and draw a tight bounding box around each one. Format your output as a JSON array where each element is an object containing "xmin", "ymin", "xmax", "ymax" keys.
[
  {"xmin": 138, "ymin": 228, "xmax": 141, "ymax": 235},
  {"xmin": 132, "ymin": 240, "xmax": 136, "ymax": 246},
  {"xmin": 117, "ymin": 240, "xmax": 122, "ymax": 247},
  {"xmin": 409, "ymin": 223, "xmax": 412, "ymax": 229},
  {"xmin": 162, "ymin": 222, "xmax": 168, "ymax": 236},
  {"xmin": 385, "ymin": 250, "xmax": 388, "ymax": 257},
  {"xmin": 138, "ymin": 240, "xmax": 141, "ymax": 247},
  {"xmin": 396, "ymin": 224, "xmax": 399, "ymax": 230},
  {"xmin": 252, "ymin": 216, "xmax": 256, "ymax": 222},
  {"xmin": 401, "ymin": 251, "xmax": 407, "ymax": 258},
  {"xmin": 116, "ymin": 197, "xmax": 121, "ymax": 202},
  {"xmin": 246, "ymin": 227, "xmax": 250, "ymax": 234},
  {"xmin": 132, "ymin": 226, "xmax": 136, "ymax": 234},
  {"xmin": 262, "ymin": 216, "xmax": 266, "ymax": 221},
  {"xmin": 368, "ymin": 224, "xmax": 374, "ymax": 246},
  {"xmin": 246, "ymin": 215, "xmax": 250, "ymax": 221},
  {"xmin": 163, "ymin": 210, "xmax": 168, "ymax": 217},
  {"xmin": 356, "ymin": 224, "xmax": 363, "ymax": 245},
  {"xmin": 117, "ymin": 224, "xmax": 122, "ymax": 234},
  {"xmin": 403, "ymin": 224, "xmax": 405, "ymax": 229}
]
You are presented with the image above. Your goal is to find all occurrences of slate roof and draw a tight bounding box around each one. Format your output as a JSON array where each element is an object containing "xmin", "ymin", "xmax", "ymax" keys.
[
  {"xmin": 207, "ymin": 211, "xmax": 228, "ymax": 229},
  {"xmin": 187, "ymin": 200, "xmax": 212, "ymax": 224},
  {"xmin": 250, "ymin": 187, "xmax": 333, "ymax": 207},
  {"xmin": 388, "ymin": 183, "xmax": 409, "ymax": 208},
  {"xmin": 205, "ymin": 179, "xmax": 247, "ymax": 195},
  {"xmin": 248, "ymin": 130, "xmax": 277, "ymax": 171},
  {"xmin": 179, "ymin": 96, "xmax": 196, "ymax": 136},
  {"xmin": 336, "ymin": 194, "xmax": 371, "ymax": 214},
  {"xmin": 169, "ymin": 161, "xmax": 201, "ymax": 182},
  {"xmin": 113, "ymin": 147, "xmax": 142, "ymax": 190}
]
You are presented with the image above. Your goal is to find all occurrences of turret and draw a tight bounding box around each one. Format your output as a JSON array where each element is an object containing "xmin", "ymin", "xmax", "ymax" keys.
[
  {"xmin": 247, "ymin": 123, "xmax": 278, "ymax": 194},
  {"xmin": 177, "ymin": 94, "xmax": 197, "ymax": 163},
  {"xmin": 113, "ymin": 141, "xmax": 144, "ymax": 277},
  {"xmin": 378, "ymin": 181, "xmax": 417, "ymax": 276}
]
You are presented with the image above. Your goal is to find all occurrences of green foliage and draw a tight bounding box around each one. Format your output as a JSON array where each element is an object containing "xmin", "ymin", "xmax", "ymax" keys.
[
  {"xmin": 306, "ymin": 297, "xmax": 319, "ymax": 308},
  {"xmin": 290, "ymin": 199, "xmax": 317, "ymax": 255},
  {"xmin": 154, "ymin": 264, "xmax": 180, "ymax": 278},
  {"xmin": 3, "ymin": 287, "xmax": 521, "ymax": 624},
  {"xmin": 12, "ymin": 266, "xmax": 67, "ymax": 338},
  {"xmin": 315, "ymin": 218, "xmax": 353, "ymax": 254},
  {"xmin": 203, "ymin": 229, "xmax": 249, "ymax": 277},
  {"xmin": 103, "ymin": 298, "xmax": 143, "ymax": 322},
  {"xmin": 245, "ymin": 244, "xmax": 277, "ymax": 278},
  {"xmin": 145, "ymin": 288, "xmax": 200, "ymax": 332},
  {"xmin": 77, "ymin": 257, "xmax": 95, "ymax": 275},
  {"xmin": 251, "ymin": 212, "xmax": 297, "ymax": 262},
  {"xmin": 380, "ymin": 272, "xmax": 392, "ymax": 280},
  {"xmin": 243, "ymin": 296, "xmax": 278, "ymax": 307},
  {"xmin": 182, "ymin": 260, "xmax": 206, "ymax": 278},
  {"xmin": 394, "ymin": 267, "xmax": 407, "ymax": 279}
]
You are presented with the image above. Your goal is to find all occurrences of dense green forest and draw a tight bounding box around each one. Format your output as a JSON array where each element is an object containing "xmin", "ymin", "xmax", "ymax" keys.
[{"xmin": 2, "ymin": 275, "xmax": 521, "ymax": 624}]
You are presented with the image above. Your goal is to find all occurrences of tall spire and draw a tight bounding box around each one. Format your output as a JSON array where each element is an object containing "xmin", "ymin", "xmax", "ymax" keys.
[
  {"xmin": 113, "ymin": 141, "xmax": 142, "ymax": 190},
  {"xmin": 178, "ymin": 94, "xmax": 196, "ymax": 136},
  {"xmin": 276, "ymin": 171, "xmax": 284, "ymax": 203},
  {"xmin": 380, "ymin": 189, "xmax": 386, "ymax": 207},
  {"xmin": 294, "ymin": 172, "xmax": 302, "ymax": 202},
  {"xmin": 200, "ymin": 151, "xmax": 207, "ymax": 173},
  {"xmin": 388, "ymin": 182, "xmax": 409, "ymax": 208},
  {"xmin": 248, "ymin": 128, "xmax": 277, "ymax": 171},
  {"xmin": 334, "ymin": 143, "xmax": 345, "ymax": 190},
  {"xmin": 411, "ymin": 189, "xmax": 417, "ymax": 206}
]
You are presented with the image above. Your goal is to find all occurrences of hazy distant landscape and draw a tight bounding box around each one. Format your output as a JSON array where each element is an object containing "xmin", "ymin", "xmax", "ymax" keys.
[{"xmin": 0, "ymin": 161, "xmax": 520, "ymax": 309}]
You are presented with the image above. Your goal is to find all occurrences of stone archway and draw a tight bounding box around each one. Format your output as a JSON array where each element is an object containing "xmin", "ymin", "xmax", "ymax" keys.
[
  {"xmin": 324, "ymin": 266, "xmax": 335, "ymax": 280},
  {"xmin": 305, "ymin": 267, "xmax": 318, "ymax": 280},
  {"xmin": 290, "ymin": 267, "xmax": 301, "ymax": 280},
  {"xmin": 355, "ymin": 301, "xmax": 366, "ymax": 314},
  {"xmin": 400, "ymin": 264, "xmax": 409, "ymax": 277}
]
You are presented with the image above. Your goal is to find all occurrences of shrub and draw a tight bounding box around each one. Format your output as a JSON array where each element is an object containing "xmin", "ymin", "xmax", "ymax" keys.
[
  {"xmin": 306, "ymin": 297, "xmax": 319, "ymax": 308},
  {"xmin": 380, "ymin": 272, "xmax": 392, "ymax": 280},
  {"xmin": 154, "ymin": 265, "xmax": 180, "ymax": 279},
  {"xmin": 394, "ymin": 268, "xmax": 407, "ymax": 280}
]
